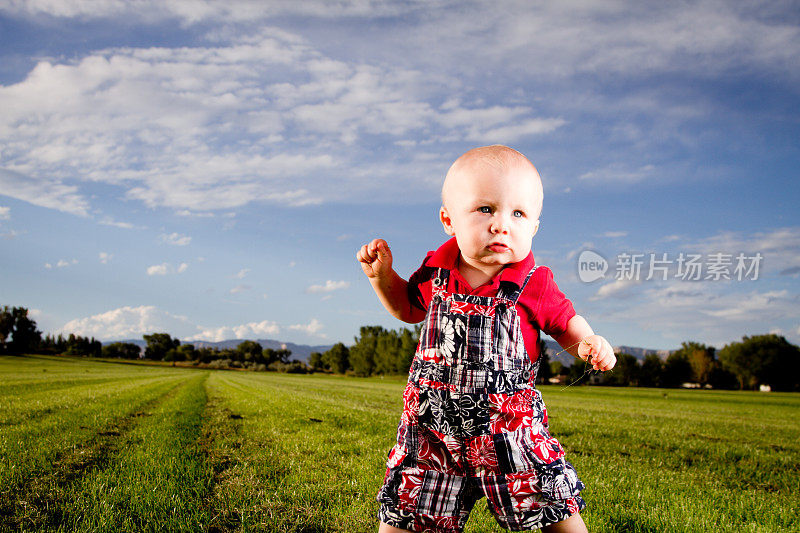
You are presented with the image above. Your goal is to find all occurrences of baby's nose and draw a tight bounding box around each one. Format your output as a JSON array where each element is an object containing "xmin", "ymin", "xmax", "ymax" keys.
[{"xmin": 491, "ymin": 214, "xmax": 510, "ymax": 233}]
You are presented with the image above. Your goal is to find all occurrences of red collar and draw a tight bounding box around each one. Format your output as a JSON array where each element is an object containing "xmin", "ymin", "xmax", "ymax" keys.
[{"xmin": 427, "ymin": 237, "xmax": 536, "ymax": 288}]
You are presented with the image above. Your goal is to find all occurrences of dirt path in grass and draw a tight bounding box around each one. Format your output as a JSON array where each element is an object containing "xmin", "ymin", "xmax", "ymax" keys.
[
  {"xmin": 0, "ymin": 380, "xmax": 185, "ymax": 531},
  {"xmin": 198, "ymin": 391, "xmax": 247, "ymax": 533}
]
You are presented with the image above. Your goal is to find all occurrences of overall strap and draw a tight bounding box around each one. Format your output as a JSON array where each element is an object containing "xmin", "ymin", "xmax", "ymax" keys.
[
  {"xmin": 498, "ymin": 266, "xmax": 538, "ymax": 305},
  {"xmin": 430, "ymin": 268, "xmax": 449, "ymax": 299}
]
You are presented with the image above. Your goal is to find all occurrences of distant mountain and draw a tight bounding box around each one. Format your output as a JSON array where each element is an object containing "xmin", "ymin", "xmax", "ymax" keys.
[{"xmin": 104, "ymin": 338, "xmax": 333, "ymax": 363}]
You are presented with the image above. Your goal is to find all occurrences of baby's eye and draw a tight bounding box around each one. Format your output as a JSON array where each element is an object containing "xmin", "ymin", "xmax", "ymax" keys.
[
  {"xmin": 513, "ymin": 210, "xmax": 524, "ymax": 218},
  {"xmin": 478, "ymin": 206, "xmax": 492, "ymax": 214}
]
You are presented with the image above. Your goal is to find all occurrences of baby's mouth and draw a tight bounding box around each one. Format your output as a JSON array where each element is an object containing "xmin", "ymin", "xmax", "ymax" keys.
[{"xmin": 488, "ymin": 243, "xmax": 510, "ymax": 253}]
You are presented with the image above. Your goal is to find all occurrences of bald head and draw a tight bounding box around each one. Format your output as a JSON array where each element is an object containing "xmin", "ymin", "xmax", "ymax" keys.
[{"xmin": 442, "ymin": 145, "xmax": 543, "ymax": 217}]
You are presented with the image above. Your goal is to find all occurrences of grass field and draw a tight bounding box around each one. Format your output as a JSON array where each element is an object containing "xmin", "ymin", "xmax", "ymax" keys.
[{"xmin": 1, "ymin": 354, "xmax": 798, "ymax": 532}]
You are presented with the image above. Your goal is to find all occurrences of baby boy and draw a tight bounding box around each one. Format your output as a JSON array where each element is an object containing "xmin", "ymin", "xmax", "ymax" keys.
[{"xmin": 358, "ymin": 145, "xmax": 616, "ymax": 533}]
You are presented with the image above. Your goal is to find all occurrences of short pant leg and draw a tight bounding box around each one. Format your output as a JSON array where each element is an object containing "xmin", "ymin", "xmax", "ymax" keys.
[{"xmin": 377, "ymin": 466, "xmax": 484, "ymax": 533}]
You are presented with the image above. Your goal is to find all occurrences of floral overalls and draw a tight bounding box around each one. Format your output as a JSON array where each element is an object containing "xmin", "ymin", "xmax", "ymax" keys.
[{"xmin": 377, "ymin": 267, "xmax": 585, "ymax": 532}]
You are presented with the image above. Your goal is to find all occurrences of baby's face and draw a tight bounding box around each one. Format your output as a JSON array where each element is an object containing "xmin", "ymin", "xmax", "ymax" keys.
[{"xmin": 440, "ymin": 160, "xmax": 542, "ymax": 278}]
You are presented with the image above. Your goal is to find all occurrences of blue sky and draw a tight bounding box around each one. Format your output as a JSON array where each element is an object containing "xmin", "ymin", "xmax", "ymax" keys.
[{"xmin": 1, "ymin": 1, "xmax": 798, "ymax": 351}]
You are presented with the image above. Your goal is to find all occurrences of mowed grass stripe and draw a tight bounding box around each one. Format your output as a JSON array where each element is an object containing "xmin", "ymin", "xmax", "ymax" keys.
[
  {"xmin": 1, "ymin": 377, "xmax": 188, "ymax": 531},
  {"xmin": 201, "ymin": 372, "xmax": 396, "ymax": 532},
  {"xmin": 51, "ymin": 372, "xmax": 214, "ymax": 532},
  {"xmin": 0, "ymin": 381, "xmax": 190, "ymax": 497}
]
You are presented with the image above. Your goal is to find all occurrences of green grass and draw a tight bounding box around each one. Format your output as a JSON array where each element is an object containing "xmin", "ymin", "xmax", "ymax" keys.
[{"xmin": 1, "ymin": 355, "xmax": 798, "ymax": 532}]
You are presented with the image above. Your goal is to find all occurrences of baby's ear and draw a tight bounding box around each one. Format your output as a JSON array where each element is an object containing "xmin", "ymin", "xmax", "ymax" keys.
[
  {"xmin": 532, "ymin": 219, "xmax": 540, "ymax": 238},
  {"xmin": 439, "ymin": 206, "xmax": 455, "ymax": 236}
]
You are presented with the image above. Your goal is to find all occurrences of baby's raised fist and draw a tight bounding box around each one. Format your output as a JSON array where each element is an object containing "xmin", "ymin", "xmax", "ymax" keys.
[{"xmin": 357, "ymin": 238, "xmax": 393, "ymax": 279}]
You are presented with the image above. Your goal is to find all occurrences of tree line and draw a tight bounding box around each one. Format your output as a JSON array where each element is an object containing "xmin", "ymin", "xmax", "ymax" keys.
[{"xmin": 2, "ymin": 305, "xmax": 798, "ymax": 390}]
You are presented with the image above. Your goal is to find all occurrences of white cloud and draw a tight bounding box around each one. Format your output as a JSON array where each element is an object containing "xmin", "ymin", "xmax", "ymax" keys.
[
  {"xmin": 160, "ymin": 232, "xmax": 192, "ymax": 246},
  {"xmin": 0, "ymin": 1, "xmax": 423, "ymax": 23},
  {"xmin": 99, "ymin": 252, "xmax": 112, "ymax": 264},
  {"xmin": 46, "ymin": 258, "xmax": 78, "ymax": 269},
  {"xmin": 0, "ymin": 168, "xmax": 89, "ymax": 216},
  {"xmin": 603, "ymin": 231, "xmax": 628, "ymax": 238},
  {"xmin": 688, "ymin": 227, "xmax": 800, "ymax": 276},
  {"xmin": 147, "ymin": 262, "xmax": 188, "ymax": 275},
  {"xmin": 289, "ymin": 318, "xmax": 325, "ymax": 337},
  {"xmin": 592, "ymin": 278, "xmax": 641, "ymax": 300},
  {"xmin": 306, "ymin": 280, "xmax": 351, "ymax": 293},
  {"xmin": 188, "ymin": 319, "xmax": 281, "ymax": 342},
  {"xmin": 0, "ymin": 23, "xmax": 574, "ymax": 213},
  {"xmin": 59, "ymin": 305, "xmax": 195, "ymax": 340},
  {"xmin": 0, "ymin": 206, "xmax": 9, "ymax": 220},
  {"xmin": 234, "ymin": 268, "xmax": 250, "ymax": 279},
  {"xmin": 147, "ymin": 263, "xmax": 170, "ymax": 276},
  {"xmin": 99, "ymin": 217, "xmax": 136, "ymax": 229}
]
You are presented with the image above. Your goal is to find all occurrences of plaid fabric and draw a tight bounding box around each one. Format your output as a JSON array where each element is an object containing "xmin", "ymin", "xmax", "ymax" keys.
[{"xmin": 378, "ymin": 267, "xmax": 585, "ymax": 532}]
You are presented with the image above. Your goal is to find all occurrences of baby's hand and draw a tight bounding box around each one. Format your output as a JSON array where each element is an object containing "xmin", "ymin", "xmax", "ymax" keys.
[
  {"xmin": 357, "ymin": 238, "xmax": 393, "ymax": 279},
  {"xmin": 577, "ymin": 335, "xmax": 616, "ymax": 371}
]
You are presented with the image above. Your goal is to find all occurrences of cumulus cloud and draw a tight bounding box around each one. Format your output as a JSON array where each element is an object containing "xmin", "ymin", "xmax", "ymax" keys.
[
  {"xmin": 289, "ymin": 318, "xmax": 325, "ymax": 337},
  {"xmin": 59, "ymin": 305, "xmax": 195, "ymax": 340},
  {"xmin": 146, "ymin": 263, "xmax": 170, "ymax": 276},
  {"xmin": 99, "ymin": 252, "xmax": 112, "ymax": 264},
  {"xmin": 160, "ymin": 232, "xmax": 192, "ymax": 246},
  {"xmin": 147, "ymin": 262, "xmax": 188, "ymax": 275},
  {"xmin": 0, "ymin": 206, "xmax": 9, "ymax": 220},
  {"xmin": 0, "ymin": 20, "xmax": 573, "ymax": 214},
  {"xmin": 0, "ymin": 168, "xmax": 89, "ymax": 216},
  {"xmin": 306, "ymin": 280, "xmax": 351, "ymax": 293},
  {"xmin": 592, "ymin": 279, "xmax": 641, "ymax": 300},
  {"xmin": 188, "ymin": 320, "xmax": 281, "ymax": 342},
  {"xmin": 45, "ymin": 259, "xmax": 78, "ymax": 269},
  {"xmin": 688, "ymin": 227, "xmax": 800, "ymax": 276}
]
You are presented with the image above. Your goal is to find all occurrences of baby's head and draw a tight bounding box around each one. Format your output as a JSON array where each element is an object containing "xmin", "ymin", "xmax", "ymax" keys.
[{"xmin": 440, "ymin": 145, "xmax": 543, "ymax": 274}]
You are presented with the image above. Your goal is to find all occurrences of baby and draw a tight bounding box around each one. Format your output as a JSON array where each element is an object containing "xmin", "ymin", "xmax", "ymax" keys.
[{"xmin": 358, "ymin": 145, "xmax": 615, "ymax": 533}]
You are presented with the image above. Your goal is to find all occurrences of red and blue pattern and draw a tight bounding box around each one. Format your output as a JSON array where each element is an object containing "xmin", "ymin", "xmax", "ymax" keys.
[{"xmin": 378, "ymin": 268, "xmax": 585, "ymax": 532}]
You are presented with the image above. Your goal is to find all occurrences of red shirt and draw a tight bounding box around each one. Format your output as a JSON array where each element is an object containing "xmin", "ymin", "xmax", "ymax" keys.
[{"xmin": 407, "ymin": 237, "xmax": 576, "ymax": 363}]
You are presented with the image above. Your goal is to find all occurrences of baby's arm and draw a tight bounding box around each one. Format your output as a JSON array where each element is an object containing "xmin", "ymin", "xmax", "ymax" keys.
[
  {"xmin": 553, "ymin": 315, "xmax": 616, "ymax": 371},
  {"xmin": 357, "ymin": 239, "xmax": 427, "ymax": 324}
]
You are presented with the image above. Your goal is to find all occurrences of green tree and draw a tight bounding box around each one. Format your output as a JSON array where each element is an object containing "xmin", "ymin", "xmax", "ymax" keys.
[
  {"xmin": 604, "ymin": 353, "xmax": 639, "ymax": 386},
  {"xmin": 535, "ymin": 337, "xmax": 552, "ymax": 385},
  {"xmin": 237, "ymin": 340, "xmax": 263, "ymax": 364},
  {"xmin": 64, "ymin": 334, "xmax": 102, "ymax": 357},
  {"xmin": 0, "ymin": 306, "xmax": 13, "ymax": 353},
  {"xmin": 350, "ymin": 326, "xmax": 384, "ymax": 376},
  {"xmin": 671, "ymin": 341, "xmax": 715, "ymax": 385},
  {"xmin": 102, "ymin": 342, "xmax": 142, "ymax": 359},
  {"xmin": 719, "ymin": 334, "xmax": 800, "ymax": 391},
  {"xmin": 374, "ymin": 330, "xmax": 401, "ymax": 375},
  {"xmin": 8, "ymin": 307, "xmax": 42, "ymax": 354},
  {"xmin": 143, "ymin": 333, "xmax": 180, "ymax": 361},
  {"xmin": 662, "ymin": 350, "xmax": 693, "ymax": 388},
  {"xmin": 309, "ymin": 351, "xmax": 324, "ymax": 371},
  {"xmin": 176, "ymin": 344, "xmax": 197, "ymax": 361},
  {"xmin": 322, "ymin": 343, "xmax": 350, "ymax": 374},
  {"xmin": 397, "ymin": 326, "xmax": 419, "ymax": 373},
  {"xmin": 639, "ymin": 354, "xmax": 663, "ymax": 388},
  {"xmin": 262, "ymin": 347, "xmax": 291, "ymax": 365}
]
